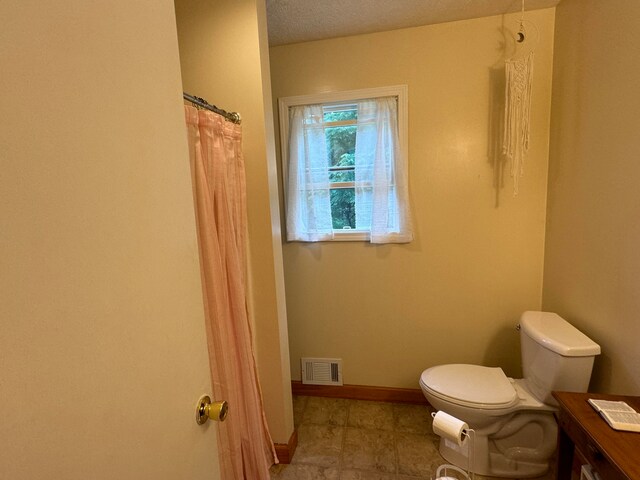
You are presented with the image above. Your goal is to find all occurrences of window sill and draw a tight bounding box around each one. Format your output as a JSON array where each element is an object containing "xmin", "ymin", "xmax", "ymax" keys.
[{"xmin": 331, "ymin": 230, "xmax": 370, "ymax": 241}]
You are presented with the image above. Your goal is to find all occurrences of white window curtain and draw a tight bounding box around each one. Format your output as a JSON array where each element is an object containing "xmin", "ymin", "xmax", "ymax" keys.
[
  {"xmin": 355, "ymin": 97, "xmax": 413, "ymax": 243},
  {"xmin": 286, "ymin": 97, "xmax": 413, "ymax": 243},
  {"xmin": 286, "ymin": 104, "xmax": 334, "ymax": 241}
]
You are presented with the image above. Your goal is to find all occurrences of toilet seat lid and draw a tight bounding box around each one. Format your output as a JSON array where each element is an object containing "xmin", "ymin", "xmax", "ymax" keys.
[{"xmin": 420, "ymin": 364, "xmax": 518, "ymax": 408}]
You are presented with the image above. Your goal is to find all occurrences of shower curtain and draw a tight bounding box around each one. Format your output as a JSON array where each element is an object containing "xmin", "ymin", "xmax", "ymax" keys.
[{"xmin": 184, "ymin": 105, "xmax": 276, "ymax": 480}]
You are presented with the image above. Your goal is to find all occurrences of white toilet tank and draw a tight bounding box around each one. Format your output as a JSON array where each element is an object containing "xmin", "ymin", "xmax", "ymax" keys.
[{"xmin": 520, "ymin": 311, "xmax": 601, "ymax": 405}]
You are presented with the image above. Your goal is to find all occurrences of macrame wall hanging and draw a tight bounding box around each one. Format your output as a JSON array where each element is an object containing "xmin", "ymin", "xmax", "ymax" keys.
[{"xmin": 503, "ymin": 0, "xmax": 538, "ymax": 195}]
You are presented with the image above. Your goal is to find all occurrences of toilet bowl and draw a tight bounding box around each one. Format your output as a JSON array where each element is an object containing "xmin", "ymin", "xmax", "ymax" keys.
[
  {"xmin": 421, "ymin": 365, "xmax": 557, "ymax": 477},
  {"xmin": 420, "ymin": 311, "xmax": 600, "ymax": 478}
]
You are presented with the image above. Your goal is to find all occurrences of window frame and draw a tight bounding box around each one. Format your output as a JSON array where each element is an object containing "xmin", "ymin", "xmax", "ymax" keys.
[{"xmin": 278, "ymin": 85, "xmax": 409, "ymax": 241}]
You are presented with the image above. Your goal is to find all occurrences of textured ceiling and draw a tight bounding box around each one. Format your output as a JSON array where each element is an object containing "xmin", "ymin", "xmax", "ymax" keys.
[{"xmin": 266, "ymin": 0, "xmax": 561, "ymax": 46}]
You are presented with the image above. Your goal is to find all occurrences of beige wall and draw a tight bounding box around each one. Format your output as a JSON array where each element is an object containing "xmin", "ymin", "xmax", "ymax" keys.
[
  {"xmin": 543, "ymin": 0, "xmax": 640, "ymax": 395},
  {"xmin": 0, "ymin": 1, "xmax": 221, "ymax": 478},
  {"xmin": 174, "ymin": 0, "xmax": 294, "ymax": 442},
  {"xmin": 270, "ymin": 9, "xmax": 556, "ymax": 388}
]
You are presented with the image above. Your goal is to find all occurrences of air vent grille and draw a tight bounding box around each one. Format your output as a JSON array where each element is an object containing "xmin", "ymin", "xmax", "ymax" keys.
[{"xmin": 301, "ymin": 357, "xmax": 343, "ymax": 386}]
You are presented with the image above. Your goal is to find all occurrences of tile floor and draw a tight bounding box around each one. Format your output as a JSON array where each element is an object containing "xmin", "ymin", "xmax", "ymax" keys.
[{"xmin": 269, "ymin": 396, "xmax": 556, "ymax": 480}]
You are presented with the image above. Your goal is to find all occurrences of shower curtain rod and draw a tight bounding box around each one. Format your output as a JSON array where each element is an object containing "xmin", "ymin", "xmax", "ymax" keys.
[{"xmin": 183, "ymin": 92, "xmax": 241, "ymax": 124}]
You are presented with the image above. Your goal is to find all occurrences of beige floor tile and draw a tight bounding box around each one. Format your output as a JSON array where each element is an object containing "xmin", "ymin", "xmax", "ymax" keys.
[
  {"xmin": 292, "ymin": 423, "xmax": 344, "ymax": 467},
  {"xmin": 283, "ymin": 397, "xmax": 555, "ymax": 480},
  {"xmin": 396, "ymin": 431, "xmax": 442, "ymax": 478},
  {"xmin": 342, "ymin": 427, "xmax": 396, "ymax": 473},
  {"xmin": 340, "ymin": 468, "xmax": 397, "ymax": 480},
  {"xmin": 393, "ymin": 403, "xmax": 434, "ymax": 435},
  {"xmin": 293, "ymin": 395, "xmax": 309, "ymax": 427},
  {"xmin": 269, "ymin": 463, "xmax": 286, "ymax": 478},
  {"xmin": 271, "ymin": 463, "xmax": 340, "ymax": 480},
  {"xmin": 303, "ymin": 397, "xmax": 350, "ymax": 426},
  {"xmin": 348, "ymin": 400, "xmax": 395, "ymax": 431}
]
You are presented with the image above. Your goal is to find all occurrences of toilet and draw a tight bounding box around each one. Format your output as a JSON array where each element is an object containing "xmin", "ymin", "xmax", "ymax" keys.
[{"xmin": 420, "ymin": 311, "xmax": 601, "ymax": 478}]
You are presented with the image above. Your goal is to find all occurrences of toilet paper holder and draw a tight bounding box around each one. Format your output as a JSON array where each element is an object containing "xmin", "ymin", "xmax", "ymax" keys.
[{"xmin": 431, "ymin": 411, "xmax": 476, "ymax": 480}]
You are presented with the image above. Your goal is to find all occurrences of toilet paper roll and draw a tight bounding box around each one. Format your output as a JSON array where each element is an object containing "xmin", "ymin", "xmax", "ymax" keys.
[{"xmin": 432, "ymin": 411, "xmax": 468, "ymax": 446}]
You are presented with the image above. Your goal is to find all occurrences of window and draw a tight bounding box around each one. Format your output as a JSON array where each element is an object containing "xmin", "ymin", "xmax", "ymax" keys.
[{"xmin": 279, "ymin": 86, "xmax": 413, "ymax": 243}]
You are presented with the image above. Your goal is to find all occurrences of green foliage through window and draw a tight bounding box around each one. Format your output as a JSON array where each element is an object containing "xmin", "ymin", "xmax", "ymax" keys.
[
  {"xmin": 324, "ymin": 106, "xmax": 358, "ymax": 229},
  {"xmin": 330, "ymin": 188, "xmax": 355, "ymax": 229}
]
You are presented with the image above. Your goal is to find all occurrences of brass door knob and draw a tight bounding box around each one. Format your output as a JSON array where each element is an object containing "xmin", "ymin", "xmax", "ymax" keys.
[{"xmin": 196, "ymin": 395, "xmax": 229, "ymax": 425}]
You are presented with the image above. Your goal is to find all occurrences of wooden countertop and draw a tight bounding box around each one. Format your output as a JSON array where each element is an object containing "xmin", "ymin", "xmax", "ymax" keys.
[{"xmin": 553, "ymin": 391, "xmax": 640, "ymax": 480}]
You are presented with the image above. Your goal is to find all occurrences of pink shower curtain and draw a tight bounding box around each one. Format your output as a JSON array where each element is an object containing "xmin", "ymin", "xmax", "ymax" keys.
[{"xmin": 184, "ymin": 105, "xmax": 276, "ymax": 479}]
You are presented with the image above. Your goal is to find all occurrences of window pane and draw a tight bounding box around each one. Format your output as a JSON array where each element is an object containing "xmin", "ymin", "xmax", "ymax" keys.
[
  {"xmin": 325, "ymin": 126, "xmax": 356, "ymax": 167},
  {"xmin": 323, "ymin": 108, "xmax": 357, "ymax": 122},
  {"xmin": 329, "ymin": 168, "xmax": 355, "ymax": 183},
  {"xmin": 330, "ymin": 188, "xmax": 355, "ymax": 229}
]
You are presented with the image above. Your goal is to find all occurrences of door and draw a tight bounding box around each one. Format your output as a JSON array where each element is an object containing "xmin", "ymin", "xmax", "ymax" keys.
[{"xmin": 0, "ymin": 0, "xmax": 221, "ymax": 478}]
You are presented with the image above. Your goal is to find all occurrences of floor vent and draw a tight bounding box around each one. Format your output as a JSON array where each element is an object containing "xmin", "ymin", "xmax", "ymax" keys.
[{"xmin": 301, "ymin": 357, "xmax": 343, "ymax": 386}]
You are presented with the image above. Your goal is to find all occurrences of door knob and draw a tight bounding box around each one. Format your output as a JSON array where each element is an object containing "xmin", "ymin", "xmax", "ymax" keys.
[{"xmin": 196, "ymin": 395, "xmax": 229, "ymax": 425}]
